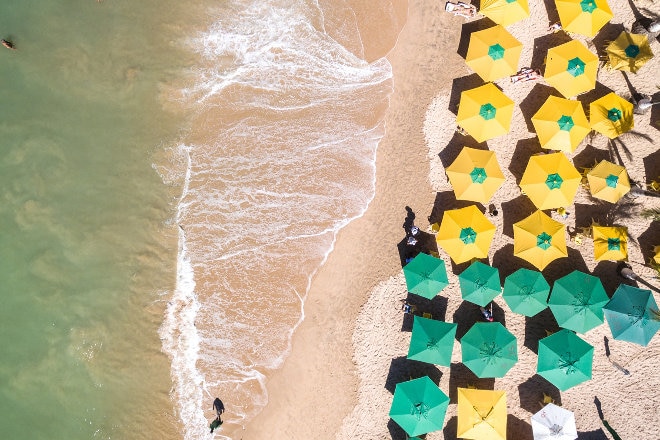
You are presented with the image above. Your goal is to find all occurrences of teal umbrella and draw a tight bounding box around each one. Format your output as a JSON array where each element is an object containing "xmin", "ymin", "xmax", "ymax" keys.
[
  {"xmin": 537, "ymin": 329, "xmax": 593, "ymax": 391},
  {"xmin": 503, "ymin": 268, "xmax": 550, "ymax": 317},
  {"xmin": 548, "ymin": 270, "xmax": 609, "ymax": 333},
  {"xmin": 408, "ymin": 316, "xmax": 457, "ymax": 366},
  {"xmin": 403, "ymin": 253, "xmax": 449, "ymax": 299},
  {"xmin": 389, "ymin": 376, "xmax": 450, "ymax": 437},
  {"xmin": 459, "ymin": 261, "xmax": 501, "ymax": 306},
  {"xmin": 603, "ymin": 284, "xmax": 660, "ymax": 346},
  {"xmin": 461, "ymin": 322, "xmax": 518, "ymax": 378}
]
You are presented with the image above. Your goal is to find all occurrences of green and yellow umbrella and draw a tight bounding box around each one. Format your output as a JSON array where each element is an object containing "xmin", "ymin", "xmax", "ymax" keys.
[
  {"xmin": 466, "ymin": 25, "xmax": 523, "ymax": 82},
  {"xmin": 514, "ymin": 210, "xmax": 567, "ymax": 270},
  {"xmin": 456, "ymin": 83, "xmax": 515, "ymax": 143},
  {"xmin": 520, "ymin": 153, "xmax": 582, "ymax": 210},
  {"xmin": 593, "ymin": 225, "xmax": 628, "ymax": 261},
  {"xmin": 446, "ymin": 147, "xmax": 505, "ymax": 204},
  {"xmin": 457, "ymin": 388, "xmax": 507, "ymax": 440},
  {"xmin": 606, "ymin": 31, "xmax": 654, "ymax": 73},
  {"xmin": 555, "ymin": 0, "xmax": 613, "ymax": 37},
  {"xmin": 544, "ymin": 40, "xmax": 598, "ymax": 98},
  {"xmin": 436, "ymin": 205, "xmax": 496, "ymax": 264},
  {"xmin": 479, "ymin": 0, "xmax": 530, "ymax": 26},
  {"xmin": 586, "ymin": 160, "xmax": 631, "ymax": 203},
  {"xmin": 531, "ymin": 96, "xmax": 590, "ymax": 152},
  {"xmin": 589, "ymin": 93, "xmax": 634, "ymax": 139}
]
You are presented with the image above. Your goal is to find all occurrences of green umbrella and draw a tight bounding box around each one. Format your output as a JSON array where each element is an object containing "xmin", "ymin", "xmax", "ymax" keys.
[
  {"xmin": 537, "ymin": 329, "xmax": 593, "ymax": 391},
  {"xmin": 461, "ymin": 322, "xmax": 518, "ymax": 378},
  {"xmin": 548, "ymin": 270, "xmax": 609, "ymax": 333},
  {"xmin": 389, "ymin": 376, "xmax": 450, "ymax": 437},
  {"xmin": 408, "ymin": 316, "xmax": 457, "ymax": 366},
  {"xmin": 459, "ymin": 261, "xmax": 501, "ymax": 306},
  {"xmin": 603, "ymin": 284, "xmax": 660, "ymax": 346},
  {"xmin": 503, "ymin": 268, "xmax": 550, "ymax": 317},
  {"xmin": 403, "ymin": 253, "xmax": 449, "ymax": 300}
]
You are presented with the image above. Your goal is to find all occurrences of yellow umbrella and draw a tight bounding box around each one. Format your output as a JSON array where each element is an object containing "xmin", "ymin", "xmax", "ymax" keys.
[
  {"xmin": 531, "ymin": 96, "xmax": 590, "ymax": 152},
  {"xmin": 457, "ymin": 388, "xmax": 507, "ymax": 440},
  {"xmin": 466, "ymin": 25, "xmax": 523, "ymax": 82},
  {"xmin": 586, "ymin": 160, "xmax": 631, "ymax": 203},
  {"xmin": 514, "ymin": 210, "xmax": 567, "ymax": 270},
  {"xmin": 520, "ymin": 153, "xmax": 582, "ymax": 210},
  {"xmin": 479, "ymin": 0, "xmax": 530, "ymax": 26},
  {"xmin": 544, "ymin": 40, "xmax": 598, "ymax": 98},
  {"xmin": 555, "ymin": 0, "xmax": 613, "ymax": 37},
  {"xmin": 436, "ymin": 205, "xmax": 496, "ymax": 264},
  {"xmin": 456, "ymin": 83, "xmax": 515, "ymax": 143},
  {"xmin": 593, "ymin": 226, "xmax": 628, "ymax": 261},
  {"xmin": 446, "ymin": 147, "xmax": 505, "ymax": 204},
  {"xmin": 606, "ymin": 32, "xmax": 654, "ymax": 73},
  {"xmin": 589, "ymin": 93, "xmax": 634, "ymax": 139}
]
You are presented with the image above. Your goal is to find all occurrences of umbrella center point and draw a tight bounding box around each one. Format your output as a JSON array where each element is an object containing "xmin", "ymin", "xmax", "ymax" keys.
[
  {"xmin": 558, "ymin": 352, "xmax": 579, "ymax": 374},
  {"xmin": 550, "ymin": 424, "xmax": 564, "ymax": 434},
  {"xmin": 411, "ymin": 401, "xmax": 430, "ymax": 419},
  {"xmin": 545, "ymin": 173, "xmax": 563, "ymax": 189},
  {"xmin": 605, "ymin": 173, "xmax": 619, "ymax": 188},
  {"xmin": 537, "ymin": 232, "xmax": 553, "ymax": 250},
  {"xmin": 427, "ymin": 338, "xmax": 441, "ymax": 351},
  {"xmin": 607, "ymin": 108, "xmax": 622, "ymax": 122},
  {"xmin": 625, "ymin": 44, "xmax": 640, "ymax": 58},
  {"xmin": 460, "ymin": 227, "xmax": 477, "ymax": 244},
  {"xmin": 567, "ymin": 57, "xmax": 586, "ymax": 77},
  {"xmin": 479, "ymin": 341, "xmax": 503, "ymax": 363},
  {"xmin": 580, "ymin": 0, "xmax": 597, "ymax": 12},
  {"xmin": 557, "ymin": 115, "xmax": 574, "ymax": 131},
  {"xmin": 518, "ymin": 285, "xmax": 534, "ymax": 300},
  {"xmin": 488, "ymin": 43, "xmax": 505, "ymax": 60},
  {"xmin": 607, "ymin": 237, "xmax": 621, "ymax": 250},
  {"xmin": 470, "ymin": 167, "xmax": 488, "ymax": 183},
  {"xmin": 480, "ymin": 103, "xmax": 497, "ymax": 120}
]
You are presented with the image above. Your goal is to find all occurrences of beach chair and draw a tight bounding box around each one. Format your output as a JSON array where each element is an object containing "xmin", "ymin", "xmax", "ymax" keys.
[
  {"xmin": 422, "ymin": 312, "xmax": 433, "ymax": 319},
  {"xmin": 539, "ymin": 393, "xmax": 557, "ymax": 408},
  {"xmin": 445, "ymin": 1, "xmax": 477, "ymax": 19},
  {"xmin": 648, "ymin": 180, "xmax": 660, "ymax": 192},
  {"xmin": 510, "ymin": 68, "xmax": 542, "ymax": 83}
]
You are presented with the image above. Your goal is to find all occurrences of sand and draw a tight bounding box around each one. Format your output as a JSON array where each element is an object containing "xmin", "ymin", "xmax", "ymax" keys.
[{"xmin": 242, "ymin": 0, "xmax": 660, "ymax": 438}]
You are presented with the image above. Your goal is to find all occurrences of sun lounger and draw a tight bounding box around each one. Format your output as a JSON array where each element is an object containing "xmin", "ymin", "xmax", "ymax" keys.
[
  {"xmin": 445, "ymin": 1, "xmax": 477, "ymax": 19},
  {"xmin": 510, "ymin": 68, "xmax": 542, "ymax": 83}
]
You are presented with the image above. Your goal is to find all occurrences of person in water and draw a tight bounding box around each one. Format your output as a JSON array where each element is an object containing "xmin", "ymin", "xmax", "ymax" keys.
[
  {"xmin": 210, "ymin": 397, "xmax": 225, "ymax": 432},
  {"xmin": 2, "ymin": 39, "xmax": 16, "ymax": 50}
]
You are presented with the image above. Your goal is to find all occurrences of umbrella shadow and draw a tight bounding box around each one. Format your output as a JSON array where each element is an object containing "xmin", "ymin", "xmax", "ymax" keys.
[
  {"xmin": 428, "ymin": 190, "xmax": 476, "ymax": 225},
  {"xmin": 540, "ymin": 247, "xmax": 589, "ymax": 285},
  {"xmin": 578, "ymin": 429, "xmax": 609, "ymax": 440},
  {"xmin": 448, "ymin": 362, "xmax": 495, "ymax": 403},
  {"xmin": 591, "ymin": 23, "xmax": 626, "ymax": 57},
  {"xmin": 651, "ymin": 91, "xmax": 660, "ymax": 132},
  {"xmin": 524, "ymin": 308, "xmax": 559, "ymax": 354},
  {"xmin": 517, "ymin": 374, "xmax": 562, "ymax": 414},
  {"xmin": 591, "ymin": 260, "xmax": 622, "ymax": 296},
  {"xmin": 439, "ymin": 131, "xmax": 489, "ymax": 170},
  {"xmin": 492, "ymin": 244, "xmax": 536, "ymax": 279},
  {"xmin": 456, "ymin": 18, "xmax": 498, "ymax": 60},
  {"xmin": 540, "ymin": 0, "xmax": 561, "ymax": 27},
  {"xmin": 508, "ymin": 138, "xmax": 543, "ymax": 184},
  {"xmin": 573, "ymin": 202, "xmax": 613, "ymax": 229},
  {"xmin": 638, "ymin": 221, "xmax": 660, "ymax": 264},
  {"xmin": 572, "ymin": 144, "xmax": 612, "ymax": 172},
  {"xmin": 397, "ymin": 236, "xmax": 420, "ymax": 268},
  {"xmin": 452, "ymin": 301, "xmax": 506, "ymax": 341},
  {"xmin": 442, "ymin": 416, "xmax": 458, "ymax": 440},
  {"xmin": 449, "ymin": 73, "xmax": 487, "ymax": 115},
  {"xmin": 500, "ymin": 194, "xmax": 537, "ymax": 238},
  {"xmin": 449, "ymin": 257, "xmax": 490, "ymax": 278},
  {"xmin": 508, "ymin": 414, "xmax": 534, "ymax": 440},
  {"xmin": 531, "ymin": 32, "xmax": 572, "ymax": 73},
  {"xmin": 518, "ymin": 83, "xmax": 560, "ymax": 134},
  {"xmin": 384, "ymin": 356, "xmax": 443, "ymax": 395},
  {"xmin": 386, "ymin": 418, "xmax": 407, "ymax": 440},
  {"xmin": 643, "ymin": 148, "xmax": 660, "ymax": 183},
  {"xmin": 577, "ymin": 82, "xmax": 615, "ymax": 111}
]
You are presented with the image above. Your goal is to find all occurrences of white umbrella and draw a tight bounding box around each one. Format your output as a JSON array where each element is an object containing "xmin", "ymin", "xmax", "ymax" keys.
[{"xmin": 531, "ymin": 403, "xmax": 577, "ymax": 440}]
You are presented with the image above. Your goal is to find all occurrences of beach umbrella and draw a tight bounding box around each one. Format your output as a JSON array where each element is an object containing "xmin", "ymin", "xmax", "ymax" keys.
[
  {"xmin": 403, "ymin": 253, "xmax": 449, "ymax": 300},
  {"xmin": 459, "ymin": 261, "xmax": 502, "ymax": 306},
  {"xmin": 503, "ymin": 268, "xmax": 550, "ymax": 316},
  {"xmin": 537, "ymin": 329, "xmax": 593, "ymax": 391},
  {"xmin": 479, "ymin": 0, "xmax": 529, "ymax": 26},
  {"xmin": 586, "ymin": 160, "xmax": 631, "ymax": 203},
  {"xmin": 544, "ymin": 41, "xmax": 598, "ymax": 98},
  {"xmin": 520, "ymin": 153, "xmax": 581, "ymax": 210},
  {"xmin": 593, "ymin": 225, "xmax": 628, "ymax": 261},
  {"xmin": 461, "ymin": 322, "xmax": 518, "ymax": 378},
  {"xmin": 456, "ymin": 83, "xmax": 515, "ymax": 143},
  {"xmin": 389, "ymin": 376, "xmax": 450, "ymax": 437},
  {"xmin": 531, "ymin": 403, "xmax": 578, "ymax": 440},
  {"xmin": 465, "ymin": 25, "xmax": 523, "ymax": 82},
  {"xmin": 555, "ymin": 0, "xmax": 613, "ymax": 37},
  {"xmin": 606, "ymin": 31, "xmax": 654, "ymax": 73},
  {"xmin": 446, "ymin": 147, "xmax": 505, "ymax": 204},
  {"xmin": 603, "ymin": 284, "xmax": 660, "ymax": 346},
  {"xmin": 513, "ymin": 210, "xmax": 567, "ymax": 271},
  {"xmin": 548, "ymin": 270, "xmax": 609, "ymax": 333},
  {"xmin": 531, "ymin": 96, "xmax": 590, "ymax": 152},
  {"xmin": 436, "ymin": 205, "xmax": 496, "ymax": 264},
  {"xmin": 589, "ymin": 93, "xmax": 634, "ymax": 139},
  {"xmin": 408, "ymin": 316, "xmax": 457, "ymax": 366},
  {"xmin": 457, "ymin": 388, "xmax": 507, "ymax": 440}
]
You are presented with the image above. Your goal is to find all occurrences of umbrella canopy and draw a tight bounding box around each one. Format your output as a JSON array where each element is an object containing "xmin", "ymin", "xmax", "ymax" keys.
[
  {"xmin": 548, "ymin": 270, "xmax": 609, "ymax": 333},
  {"xmin": 531, "ymin": 403, "xmax": 578, "ymax": 440},
  {"xmin": 503, "ymin": 268, "xmax": 550, "ymax": 316},
  {"xmin": 461, "ymin": 322, "xmax": 518, "ymax": 378},
  {"xmin": 457, "ymin": 388, "xmax": 507, "ymax": 440},
  {"xmin": 446, "ymin": 147, "xmax": 505, "ymax": 204},
  {"xmin": 408, "ymin": 316, "xmax": 457, "ymax": 366},
  {"xmin": 520, "ymin": 153, "xmax": 581, "ymax": 210},
  {"xmin": 403, "ymin": 253, "xmax": 450, "ymax": 299},
  {"xmin": 456, "ymin": 83, "xmax": 515, "ymax": 143},
  {"xmin": 537, "ymin": 329, "xmax": 593, "ymax": 391},
  {"xmin": 389, "ymin": 376, "xmax": 450, "ymax": 437},
  {"xmin": 479, "ymin": 0, "xmax": 530, "ymax": 26},
  {"xmin": 466, "ymin": 25, "xmax": 523, "ymax": 82},
  {"xmin": 589, "ymin": 93, "xmax": 634, "ymax": 139},
  {"xmin": 436, "ymin": 206, "xmax": 496, "ymax": 264},
  {"xmin": 544, "ymin": 40, "xmax": 598, "ymax": 98},
  {"xmin": 459, "ymin": 261, "xmax": 502, "ymax": 307},
  {"xmin": 531, "ymin": 96, "xmax": 590, "ymax": 152},
  {"xmin": 593, "ymin": 226, "xmax": 628, "ymax": 261},
  {"xmin": 603, "ymin": 284, "xmax": 660, "ymax": 346},
  {"xmin": 555, "ymin": 0, "xmax": 613, "ymax": 37},
  {"xmin": 606, "ymin": 31, "xmax": 653, "ymax": 73},
  {"xmin": 586, "ymin": 160, "xmax": 631, "ymax": 203},
  {"xmin": 513, "ymin": 210, "xmax": 567, "ymax": 271}
]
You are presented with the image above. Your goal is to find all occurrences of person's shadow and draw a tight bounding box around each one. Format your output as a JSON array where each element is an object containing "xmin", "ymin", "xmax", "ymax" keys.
[{"xmin": 403, "ymin": 206, "xmax": 416, "ymax": 234}]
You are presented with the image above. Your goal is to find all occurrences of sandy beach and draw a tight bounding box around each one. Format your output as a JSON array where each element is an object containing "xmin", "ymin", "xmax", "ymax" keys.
[{"xmin": 242, "ymin": 0, "xmax": 660, "ymax": 438}]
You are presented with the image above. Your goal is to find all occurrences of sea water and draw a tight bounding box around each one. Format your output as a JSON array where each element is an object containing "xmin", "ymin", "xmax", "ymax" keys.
[{"xmin": 0, "ymin": 0, "xmax": 399, "ymax": 439}]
